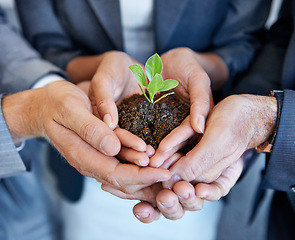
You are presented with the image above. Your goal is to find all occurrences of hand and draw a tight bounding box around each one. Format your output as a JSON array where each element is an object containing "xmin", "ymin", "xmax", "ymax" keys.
[
  {"xmin": 2, "ymin": 80, "xmax": 171, "ymax": 193},
  {"xmin": 78, "ymin": 80, "xmax": 154, "ymax": 166},
  {"xmin": 164, "ymin": 94, "xmax": 277, "ymax": 187},
  {"xmin": 87, "ymin": 51, "xmax": 157, "ymax": 165},
  {"xmin": 150, "ymin": 47, "xmax": 229, "ymax": 167},
  {"xmin": 89, "ymin": 51, "xmax": 142, "ymax": 129},
  {"xmin": 102, "ymin": 154, "xmax": 244, "ymax": 223}
]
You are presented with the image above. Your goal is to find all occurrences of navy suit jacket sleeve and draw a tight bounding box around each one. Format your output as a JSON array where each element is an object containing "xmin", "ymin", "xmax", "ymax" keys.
[
  {"xmin": 262, "ymin": 90, "xmax": 295, "ymax": 192},
  {"xmin": 233, "ymin": 0, "xmax": 295, "ymax": 193}
]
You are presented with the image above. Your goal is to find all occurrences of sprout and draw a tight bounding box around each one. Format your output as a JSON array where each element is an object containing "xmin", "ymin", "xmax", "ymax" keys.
[{"xmin": 129, "ymin": 53, "xmax": 179, "ymax": 104}]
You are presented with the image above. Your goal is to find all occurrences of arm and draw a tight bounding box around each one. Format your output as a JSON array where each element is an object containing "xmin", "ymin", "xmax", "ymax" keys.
[
  {"xmin": 211, "ymin": 0, "xmax": 272, "ymax": 85},
  {"xmin": 0, "ymin": 7, "xmax": 67, "ymax": 93},
  {"xmin": 0, "ymin": 95, "xmax": 26, "ymax": 178},
  {"xmin": 263, "ymin": 89, "xmax": 295, "ymax": 192},
  {"xmin": 1, "ymin": 80, "xmax": 170, "ymax": 191},
  {"xmin": 15, "ymin": 0, "xmax": 83, "ymax": 70}
]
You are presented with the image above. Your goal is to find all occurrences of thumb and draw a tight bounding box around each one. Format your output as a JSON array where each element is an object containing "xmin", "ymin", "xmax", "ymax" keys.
[{"xmin": 188, "ymin": 71, "xmax": 213, "ymax": 134}]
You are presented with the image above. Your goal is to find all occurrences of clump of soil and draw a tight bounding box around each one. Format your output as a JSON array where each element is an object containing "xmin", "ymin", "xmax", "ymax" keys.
[{"xmin": 118, "ymin": 94, "xmax": 190, "ymax": 149}]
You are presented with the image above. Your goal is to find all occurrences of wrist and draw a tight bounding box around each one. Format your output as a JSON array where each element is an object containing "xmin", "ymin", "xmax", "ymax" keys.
[
  {"xmin": 255, "ymin": 90, "xmax": 284, "ymax": 152},
  {"xmin": 243, "ymin": 94, "xmax": 277, "ymax": 150},
  {"xmin": 2, "ymin": 88, "xmax": 44, "ymax": 141},
  {"xmin": 194, "ymin": 52, "xmax": 229, "ymax": 91},
  {"xmin": 66, "ymin": 55, "xmax": 103, "ymax": 83}
]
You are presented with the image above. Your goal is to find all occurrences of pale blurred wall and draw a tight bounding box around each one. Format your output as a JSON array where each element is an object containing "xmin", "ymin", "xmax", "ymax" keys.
[{"xmin": 0, "ymin": 0, "xmax": 14, "ymax": 8}]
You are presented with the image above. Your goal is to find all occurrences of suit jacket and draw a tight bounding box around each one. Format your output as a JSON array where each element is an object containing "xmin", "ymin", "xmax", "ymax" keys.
[
  {"xmin": 233, "ymin": 0, "xmax": 295, "ymax": 238},
  {"xmin": 16, "ymin": 0, "xmax": 271, "ymax": 82},
  {"xmin": 0, "ymin": 7, "xmax": 63, "ymax": 239}
]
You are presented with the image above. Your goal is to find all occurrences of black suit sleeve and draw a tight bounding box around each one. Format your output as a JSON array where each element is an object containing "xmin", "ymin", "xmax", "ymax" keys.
[{"xmin": 232, "ymin": 14, "xmax": 293, "ymax": 95}]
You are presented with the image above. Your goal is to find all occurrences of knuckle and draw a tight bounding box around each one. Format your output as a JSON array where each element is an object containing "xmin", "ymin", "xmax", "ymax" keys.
[
  {"xmin": 79, "ymin": 122, "xmax": 99, "ymax": 142},
  {"xmin": 104, "ymin": 173, "xmax": 121, "ymax": 189},
  {"xmin": 183, "ymin": 162, "xmax": 200, "ymax": 182}
]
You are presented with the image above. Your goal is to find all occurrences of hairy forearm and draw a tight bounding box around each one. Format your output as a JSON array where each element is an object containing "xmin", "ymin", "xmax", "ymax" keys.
[
  {"xmin": 194, "ymin": 52, "xmax": 229, "ymax": 91},
  {"xmin": 241, "ymin": 94, "xmax": 277, "ymax": 149}
]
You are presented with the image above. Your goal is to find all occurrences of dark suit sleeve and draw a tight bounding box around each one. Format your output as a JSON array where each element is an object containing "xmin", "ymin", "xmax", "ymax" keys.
[
  {"xmin": 211, "ymin": 0, "xmax": 272, "ymax": 82},
  {"xmin": 262, "ymin": 90, "xmax": 295, "ymax": 192},
  {"xmin": 232, "ymin": 13, "xmax": 293, "ymax": 95},
  {"xmin": 15, "ymin": 0, "xmax": 82, "ymax": 69},
  {"xmin": 232, "ymin": 0, "xmax": 295, "ymax": 193}
]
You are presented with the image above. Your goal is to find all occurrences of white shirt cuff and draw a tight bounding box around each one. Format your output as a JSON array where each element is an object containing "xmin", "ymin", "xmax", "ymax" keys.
[{"xmin": 32, "ymin": 74, "xmax": 66, "ymax": 89}]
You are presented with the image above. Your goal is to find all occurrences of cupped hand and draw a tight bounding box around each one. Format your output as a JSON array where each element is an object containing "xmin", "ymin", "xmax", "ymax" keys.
[
  {"xmin": 78, "ymin": 80, "xmax": 153, "ymax": 167},
  {"xmin": 3, "ymin": 80, "xmax": 171, "ymax": 193},
  {"xmin": 150, "ymin": 47, "xmax": 218, "ymax": 167},
  {"xmin": 102, "ymin": 153, "xmax": 244, "ymax": 223},
  {"xmin": 89, "ymin": 51, "xmax": 142, "ymax": 129},
  {"xmin": 164, "ymin": 94, "xmax": 277, "ymax": 186}
]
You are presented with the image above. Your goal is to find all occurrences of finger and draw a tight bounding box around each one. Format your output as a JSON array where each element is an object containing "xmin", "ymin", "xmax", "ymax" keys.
[
  {"xmin": 156, "ymin": 189, "xmax": 185, "ymax": 220},
  {"xmin": 195, "ymin": 158, "xmax": 244, "ymax": 201},
  {"xmin": 117, "ymin": 147, "xmax": 150, "ymax": 166},
  {"xmin": 90, "ymin": 75, "xmax": 119, "ymax": 130},
  {"xmin": 150, "ymin": 116, "xmax": 195, "ymax": 167},
  {"xmin": 101, "ymin": 182, "xmax": 163, "ymax": 205},
  {"xmin": 114, "ymin": 127, "xmax": 147, "ymax": 152},
  {"xmin": 160, "ymin": 152, "xmax": 183, "ymax": 169},
  {"xmin": 146, "ymin": 145, "xmax": 156, "ymax": 157},
  {"xmin": 173, "ymin": 181, "xmax": 204, "ymax": 211},
  {"xmin": 55, "ymin": 96, "xmax": 121, "ymax": 156},
  {"xmin": 188, "ymin": 70, "xmax": 213, "ymax": 134},
  {"xmin": 149, "ymin": 141, "xmax": 188, "ymax": 168},
  {"xmin": 133, "ymin": 202, "xmax": 162, "ymax": 223},
  {"xmin": 47, "ymin": 121, "xmax": 171, "ymax": 193},
  {"xmin": 161, "ymin": 153, "xmax": 184, "ymax": 189},
  {"xmin": 168, "ymin": 124, "xmax": 243, "ymax": 183}
]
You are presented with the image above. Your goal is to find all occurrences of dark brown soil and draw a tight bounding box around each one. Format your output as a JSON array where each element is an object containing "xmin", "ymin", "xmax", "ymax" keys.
[{"xmin": 118, "ymin": 94, "xmax": 190, "ymax": 149}]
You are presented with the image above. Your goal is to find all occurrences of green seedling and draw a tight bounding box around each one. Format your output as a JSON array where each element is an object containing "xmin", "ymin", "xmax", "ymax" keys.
[{"xmin": 129, "ymin": 53, "xmax": 179, "ymax": 104}]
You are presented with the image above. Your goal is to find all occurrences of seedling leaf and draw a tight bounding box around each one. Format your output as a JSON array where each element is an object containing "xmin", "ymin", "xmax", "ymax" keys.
[
  {"xmin": 129, "ymin": 64, "xmax": 147, "ymax": 87},
  {"xmin": 145, "ymin": 53, "xmax": 163, "ymax": 82},
  {"xmin": 147, "ymin": 73, "xmax": 164, "ymax": 103},
  {"xmin": 159, "ymin": 79, "xmax": 179, "ymax": 92},
  {"xmin": 128, "ymin": 53, "xmax": 179, "ymax": 104}
]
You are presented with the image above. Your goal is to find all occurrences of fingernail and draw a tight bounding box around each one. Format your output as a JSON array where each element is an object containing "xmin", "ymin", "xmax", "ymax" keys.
[
  {"xmin": 198, "ymin": 194, "xmax": 207, "ymax": 199},
  {"xmin": 100, "ymin": 135, "xmax": 118, "ymax": 155},
  {"xmin": 157, "ymin": 201, "xmax": 174, "ymax": 208},
  {"xmin": 150, "ymin": 157, "xmax": 164, "ymax": 168},
  {"xmin": 196, "ymin": 115, "xmax": 205, "ymax": 134},
  {"xmin": 177, "ymin": 193, "xmax": 189, "ymax": 199},
  {"xmin": 103, "ymin": 114, "xmax": 114, "ymax": 128},
  {"xmin": 146, "ymin": 145, "xmax": 155, "ymax": 157},
  {"xmin": 170, "ymin": 174, "xmax": 182, "ymax": 188},
  {"xmin": 135, "ymin": 212, "xmax": 150, "ymax": 219},
  {"xmin": 139, "ymin": 157, "xmax": 149, "ymax": 166}
]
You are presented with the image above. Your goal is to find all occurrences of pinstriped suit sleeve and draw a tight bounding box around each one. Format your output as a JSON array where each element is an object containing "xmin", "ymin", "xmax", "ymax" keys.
[{"xmin": 0, "ymin": 95, "xmax": 27, "ymax": 178}]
